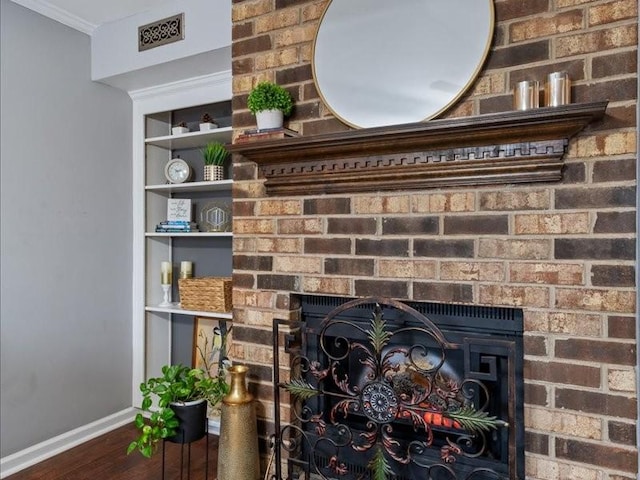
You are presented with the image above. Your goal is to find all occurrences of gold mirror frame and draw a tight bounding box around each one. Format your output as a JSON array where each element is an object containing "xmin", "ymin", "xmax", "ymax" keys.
[{"xmin": 312, "ymin": 0, "xmax": 495, "ymax": 129}]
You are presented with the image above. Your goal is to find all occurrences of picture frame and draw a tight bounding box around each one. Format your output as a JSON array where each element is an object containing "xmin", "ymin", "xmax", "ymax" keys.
[
  {"xmin": 167, "ymin": 198, "xmax": 192, "ymax": 222},
  {"xmin": 192, "ymin": 317, "xmax": 231, "ymax": 419},
  {"xmin": 192, "ymin": 317, "xmax": 230, "ymax": 378}
]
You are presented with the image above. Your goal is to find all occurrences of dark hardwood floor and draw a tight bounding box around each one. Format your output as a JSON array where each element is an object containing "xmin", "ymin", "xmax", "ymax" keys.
[{"xmin": 5, "ymin": 424, "xmax": 219, "ymax": 480}]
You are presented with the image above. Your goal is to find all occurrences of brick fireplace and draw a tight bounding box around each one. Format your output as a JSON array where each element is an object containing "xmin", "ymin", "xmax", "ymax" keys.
[{"xmin": 229, "ymin": 1, "xmax": 637, "ymax": 479}]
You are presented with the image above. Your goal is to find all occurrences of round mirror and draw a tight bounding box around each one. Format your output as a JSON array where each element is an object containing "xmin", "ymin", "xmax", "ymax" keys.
[{"xmin": 312, "ymin": 0, "xmax": 494, "ymax": 129}]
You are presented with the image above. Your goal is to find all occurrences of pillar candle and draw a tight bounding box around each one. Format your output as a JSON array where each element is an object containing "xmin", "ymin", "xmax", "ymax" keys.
[
  {"xmin": 180, "ymin": 261, "xmax": 193, "ymax": 279},
  {"xmin": 161, "ymin": 261, "xmax": 172, "ymax": 285}
]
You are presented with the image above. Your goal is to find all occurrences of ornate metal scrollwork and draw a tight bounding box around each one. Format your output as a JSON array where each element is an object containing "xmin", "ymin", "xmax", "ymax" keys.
[{"xmin": 272, "ymin": 297, "xmax": 517, "ymax": 480}]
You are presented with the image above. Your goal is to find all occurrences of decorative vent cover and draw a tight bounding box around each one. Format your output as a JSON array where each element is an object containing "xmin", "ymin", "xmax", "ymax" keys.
[{"xmin": 138, "ymin": 13, "xmax": 184, "ymax": 52}]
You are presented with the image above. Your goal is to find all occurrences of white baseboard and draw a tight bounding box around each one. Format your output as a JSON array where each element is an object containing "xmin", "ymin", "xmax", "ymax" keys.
[{"xmin": 0, "ymin": 408, "xmax": 136, "ymax": 478}]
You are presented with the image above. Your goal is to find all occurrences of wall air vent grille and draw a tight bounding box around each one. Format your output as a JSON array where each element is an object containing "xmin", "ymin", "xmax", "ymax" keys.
[{"xmin": 138, "ymin": 13, "xmax": 184, "ymax": 52}]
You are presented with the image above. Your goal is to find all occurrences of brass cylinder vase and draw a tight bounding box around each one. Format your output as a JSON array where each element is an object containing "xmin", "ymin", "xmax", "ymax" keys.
[{"xmin": 217, "ymin": 365, "xmax": 260, "ymax": 480}]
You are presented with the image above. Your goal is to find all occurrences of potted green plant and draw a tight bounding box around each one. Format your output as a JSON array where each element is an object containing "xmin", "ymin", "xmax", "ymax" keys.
[
  {"xmin": 247, "ymin": 81, "xmax": 294, "ymax": 130},
  {"xmin": 201, "ymin": 142, "xmax": 229, "ymax": 181},
  {"xmin": 127, "ymin": 363, "xmax": 229, "ymax": 458}
]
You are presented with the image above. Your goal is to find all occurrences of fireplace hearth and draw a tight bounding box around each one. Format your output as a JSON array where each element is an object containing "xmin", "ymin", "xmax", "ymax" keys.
[{"xmin": 272, "ymin": 296, "xmax": 524, "ymax": 480}]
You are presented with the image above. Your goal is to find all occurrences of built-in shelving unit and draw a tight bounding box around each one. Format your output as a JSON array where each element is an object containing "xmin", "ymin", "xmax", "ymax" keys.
[{"xmin": 131, "ymin": 73, "xmax": 233, "ymax": 434}]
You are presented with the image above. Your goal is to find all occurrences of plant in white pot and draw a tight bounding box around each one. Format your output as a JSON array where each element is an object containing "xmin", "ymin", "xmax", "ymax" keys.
[
  {"xmin": 127, "ymin": 363, "xmax": 229, "ymax": 458},
  {"xmin": 201, "ymin": 142, "xmax": 229, "ymax": 181},
  {"xmin": 247, "ymin": 81, "xmax": 294, "ymax": 130}
]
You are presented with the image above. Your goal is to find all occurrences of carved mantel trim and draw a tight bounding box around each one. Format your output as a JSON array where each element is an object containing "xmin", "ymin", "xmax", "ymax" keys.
[{"xmin": 230, "ymin": 102, "xmax": 607, "ymax": 196}]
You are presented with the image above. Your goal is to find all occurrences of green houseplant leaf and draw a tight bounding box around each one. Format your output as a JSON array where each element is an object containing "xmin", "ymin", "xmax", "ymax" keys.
[{"xmin": 201, "ymin": 142, "xmax": 229, "ymax": 166}]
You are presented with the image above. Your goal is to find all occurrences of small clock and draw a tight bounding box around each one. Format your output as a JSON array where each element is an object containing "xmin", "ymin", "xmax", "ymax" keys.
[{"xmin": 164, "ymin": 158, "xmax": 192, "ymax": 184}]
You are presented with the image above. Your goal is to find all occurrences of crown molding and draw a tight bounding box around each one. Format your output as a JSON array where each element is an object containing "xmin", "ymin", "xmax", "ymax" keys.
[
  {"xmin": 128, "ymin": 70, "xmax": 232, "ymax": 100},
  {"xmin": 11, "ymin": 0, "xmax": 96, "ymax": 34}
]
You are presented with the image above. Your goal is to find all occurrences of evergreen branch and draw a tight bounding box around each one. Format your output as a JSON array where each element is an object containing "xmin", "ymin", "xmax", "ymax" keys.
[
  {"xmin": 447, "ymin": 405, "xmax": 504, "ymax": 434},
  {"xmin": 368, "ymin": 446, "xmax": 393, "ymax": 480},
  {"xmin": 282, "ymin": 378, "xmax": 319, "ymax": 400},
  {"xmin": 367, "ymin": 308, "xmax": 391, "ymax": 355}
]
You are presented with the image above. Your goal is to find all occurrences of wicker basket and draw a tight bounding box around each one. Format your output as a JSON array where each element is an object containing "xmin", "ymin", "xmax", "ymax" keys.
[{"xmin": 179, "ymin": 277, "xmax": 232, "ymax": 312}]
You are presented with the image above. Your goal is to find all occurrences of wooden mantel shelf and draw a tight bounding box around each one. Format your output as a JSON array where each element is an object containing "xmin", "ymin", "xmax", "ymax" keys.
[{"xmin": 230, "ymin": 102, "xmax": 608, "ymax": 195}]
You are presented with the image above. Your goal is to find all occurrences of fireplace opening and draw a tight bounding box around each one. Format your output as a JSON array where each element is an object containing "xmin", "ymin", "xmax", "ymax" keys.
[{"xmin": 272, "ymin": 295, "xmax": 524, "ymax": 480}]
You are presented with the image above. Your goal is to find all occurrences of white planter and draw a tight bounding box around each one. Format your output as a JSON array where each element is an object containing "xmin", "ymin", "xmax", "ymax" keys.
[
  {"xmin": 199, "ymin": 122, "xmax": 218, "ymax": 131},
  {"xmin": 255, "ymin": 109, "xmax": 283, "ymax": 130},
  {"xmin": 204, "ymin": 165, "xmax": 224, "ymax": 181},
  {"xmin": 172, "ymin": 126, "xmax": 189, "ymax": 135}
]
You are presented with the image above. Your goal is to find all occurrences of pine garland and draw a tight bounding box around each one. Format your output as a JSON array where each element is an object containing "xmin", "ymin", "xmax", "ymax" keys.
[
  {"xmin": 282, "ymin": 378, "xmax": 318, "ymax": 400},
  {"xmin": 447, "ymin": 405, "xmax": 503, "ymax": 434},
  {"xmin": 368, "ymin": 446, "xmax": 393, "ymax": 480}
]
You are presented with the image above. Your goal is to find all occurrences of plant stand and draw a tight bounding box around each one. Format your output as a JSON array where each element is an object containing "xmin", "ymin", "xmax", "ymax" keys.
[{"xmin": 161, "ymin": 423, "xmax": 210, "ymax": 480}]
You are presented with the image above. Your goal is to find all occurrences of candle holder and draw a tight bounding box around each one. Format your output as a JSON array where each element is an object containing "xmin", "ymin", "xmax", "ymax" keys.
[
  {"xmin": 513, "ymin": 80, "xmax": 539, "ymax": 111},
  {"xmin": 180, "ymin": 261, "xmax": 193, "ymax": 279},
  {"xmin": 545, "ymin": 71, "xmax": 571, "ymax": 107},
  {"xmin": 159, "ymin": 284, "xmax": 172, "ymax": 307}
]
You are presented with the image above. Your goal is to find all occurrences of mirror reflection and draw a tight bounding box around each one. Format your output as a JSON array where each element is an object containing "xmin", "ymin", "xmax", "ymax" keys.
[{"xmin": 312, "ymin": 0, "xmax": 494, "ymax": 129}]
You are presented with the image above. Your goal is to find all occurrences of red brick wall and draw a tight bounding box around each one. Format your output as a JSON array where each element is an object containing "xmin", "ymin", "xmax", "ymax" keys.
[{"xmin": 230, "ymin": 1, "xmax": 638, "ymax": 478}]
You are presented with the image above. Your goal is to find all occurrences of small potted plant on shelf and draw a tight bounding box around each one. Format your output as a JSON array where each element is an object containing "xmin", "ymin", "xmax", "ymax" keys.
[
  {"xmin": 199, "ymin": 113, "xmax": 218, "ymax": 131},
  {"xmin": 201, "ymin": 141, "xmax": 229, "ymax": 181},
  {"xmin": 247, "ymin": 81, "xmax": 294, "ymax": 130},
  {"xmin": 127, "ymin": 362, "xmax": 229, "ymax": 458},
  {"xmin": 172, "ymin": 121, "xmax": 189, "ymax": 135}
]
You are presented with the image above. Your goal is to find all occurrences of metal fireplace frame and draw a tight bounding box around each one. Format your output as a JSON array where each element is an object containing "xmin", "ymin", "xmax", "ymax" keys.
[{"xmin": 271, "ymin": 296, "xmax": 524, "ymax": 480}]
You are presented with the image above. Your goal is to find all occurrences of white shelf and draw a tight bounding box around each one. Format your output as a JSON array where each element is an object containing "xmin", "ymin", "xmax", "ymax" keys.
[
  {"xmin": 146, "ymin": 127, "xmax": 233, "ymax": 149},
  {"xmin": 145, "ymin": 179, "xmax": 233, "ymax": 193},
  {"xmin": 146, "ymin": 304, "xmax": 233, "ymax": 319},
  {"xmin": 146, "ymin": 232, "xmax": 232, "ymax": 238}
]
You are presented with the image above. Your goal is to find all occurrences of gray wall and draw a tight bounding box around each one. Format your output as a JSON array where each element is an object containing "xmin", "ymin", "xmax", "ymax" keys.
[{"xmin": 0, "ymin": 0, "xmax": 133, "ymax": 457}]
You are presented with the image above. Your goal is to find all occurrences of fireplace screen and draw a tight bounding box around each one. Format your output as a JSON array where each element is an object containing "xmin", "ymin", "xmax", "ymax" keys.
[{"xmin": 271, "ymin": 296, "xmax": 524, "ymax": 480}]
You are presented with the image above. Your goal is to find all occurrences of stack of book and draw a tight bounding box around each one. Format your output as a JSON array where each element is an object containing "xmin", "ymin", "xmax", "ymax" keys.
[
  {"xmin": 155, "ymin": 221, "xmax": 200, "ymax": 233},
  {"xmin": 235, "ymin": 127, "xmax": 299, "ymax": 144}
]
